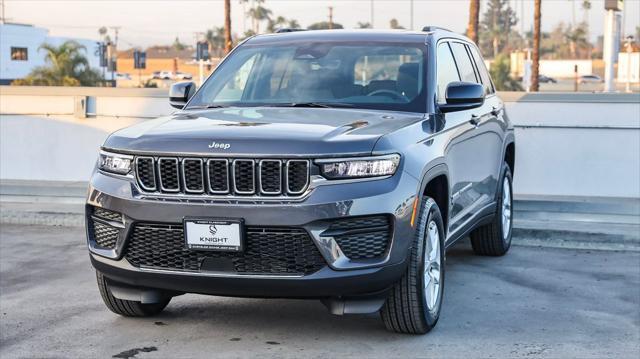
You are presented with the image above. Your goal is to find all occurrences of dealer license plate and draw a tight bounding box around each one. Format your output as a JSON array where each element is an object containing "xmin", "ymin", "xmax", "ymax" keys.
[{"xmin": 184, "ymin": 218, "xmax": 244, "ymax": 252}]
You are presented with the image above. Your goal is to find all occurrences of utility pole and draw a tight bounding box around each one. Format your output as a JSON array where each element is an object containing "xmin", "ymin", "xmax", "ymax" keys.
[
  {"xmin": 0, "ymin": 0, "xmax": 5, "ymax": 24},
  {"xmin": 328, "ymin": 6, "xmax": 333, "ymax": 29},
  {"xmin": 409, "ymin": 0, "xmax": 413, "ymax": 30},
  {"xmin": 531, "ymin": 0, "xmax": 541, "ymax": 92},
  {"xmin": 224, "ymin": 0, "xmax": 232, "ymax": 53},
  {"xmin": 370, "ymin": 0, "xmax": 374, "ymax": 29},
  {"xmin": 603, "ymin": 0, "xmax": 623, "ymax": 92},
  {"xmin": 109, "ymin": 26, "xmax": 121, "ymax": 82}
]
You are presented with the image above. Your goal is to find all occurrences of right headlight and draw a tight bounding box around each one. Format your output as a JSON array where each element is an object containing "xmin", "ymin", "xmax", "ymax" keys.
[
  {"xmin": 318, "ymin": 154, "xmax": 400, "ymax": 180},
  {"xmin": 98, "ymin": 150, "xmax": 133, "ymax": 175}
]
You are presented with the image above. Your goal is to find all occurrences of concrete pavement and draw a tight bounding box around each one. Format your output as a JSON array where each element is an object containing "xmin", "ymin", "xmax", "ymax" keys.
[{"xmin": 1, "ymin": 224, "xmax": 638, "ymax": 358}]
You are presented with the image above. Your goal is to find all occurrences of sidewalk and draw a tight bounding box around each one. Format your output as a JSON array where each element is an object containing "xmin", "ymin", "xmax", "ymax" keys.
[{"xmin": 1, "ymin": 180, "xmax": 638, "ymax": 251}]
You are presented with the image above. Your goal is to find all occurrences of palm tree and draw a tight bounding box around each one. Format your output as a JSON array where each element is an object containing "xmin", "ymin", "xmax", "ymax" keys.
[
  {"xmin": 531, "ymin": 0, "xmax": 541, "ymax": 92},
  {"xmin": 565, "ymin": 23, "xmax": 588, "ymax": 59},
  {"xmin": 267, "ymin": 16, "xmax": 287, "ymax": 32},
  {"xmin": 247, "ymin": 2, "xmax": 271, "ymax": 33},
  {"xmin": 287, "ymin": 19, "xmax": 300, "ymax": 29},
  {"xmin": 467, "ymin": 0, "xmax": 480, "ymax": 43},
  {"xmin": 206, "ymin": 27, "xmax": 225, "ymax": 51},
  {"xmin": 224, "ymin": 0, "xmax": 232, "ymax": 53}
]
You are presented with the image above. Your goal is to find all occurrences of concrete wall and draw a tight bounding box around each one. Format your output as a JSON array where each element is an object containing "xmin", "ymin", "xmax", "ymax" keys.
[{"xmin": 1, "ymin": 86, "xmax": 639, "ymax": 199}]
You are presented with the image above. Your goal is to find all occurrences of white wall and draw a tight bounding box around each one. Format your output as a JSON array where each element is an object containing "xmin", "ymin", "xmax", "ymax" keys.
[{"xmin": 1, "ymin": 87, "xmax": 639, "ymax": 199}]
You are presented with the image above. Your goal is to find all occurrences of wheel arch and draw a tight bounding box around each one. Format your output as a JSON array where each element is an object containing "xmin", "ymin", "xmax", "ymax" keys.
[{"xmin": 418, "ymin": 164, "xmax": 450, "ymax": 235}]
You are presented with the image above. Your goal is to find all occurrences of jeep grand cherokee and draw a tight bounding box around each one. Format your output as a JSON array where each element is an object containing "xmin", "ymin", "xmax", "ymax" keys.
[{"xmin": 87, "ymin": 27, "xmax": 515, "ymax": 334}]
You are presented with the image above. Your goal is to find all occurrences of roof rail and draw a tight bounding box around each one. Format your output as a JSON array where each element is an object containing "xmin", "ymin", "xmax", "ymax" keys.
[
  {"xmin": 275, "ymin": 28, "xmax": 307, "ymax": 33},
  {"xmin": 421, "ymin": 26, "xmax": 453, "ymax": 33}
]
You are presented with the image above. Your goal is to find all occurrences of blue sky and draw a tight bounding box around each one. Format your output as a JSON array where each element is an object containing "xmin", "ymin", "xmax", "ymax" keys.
[{"xmin": 3, "ymin": 0, "xmax": 640, "ymax": 48}]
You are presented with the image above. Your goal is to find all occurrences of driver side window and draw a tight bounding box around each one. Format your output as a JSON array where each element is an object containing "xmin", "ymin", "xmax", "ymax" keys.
[{"xmin": 436, "ymin": 42, "xmax": 461, "ymax": 104}]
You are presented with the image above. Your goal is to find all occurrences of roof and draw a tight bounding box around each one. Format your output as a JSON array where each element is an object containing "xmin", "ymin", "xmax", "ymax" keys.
[{"xmin": 246, "ymin": 28, "xmax": 472, "ymax": 46}]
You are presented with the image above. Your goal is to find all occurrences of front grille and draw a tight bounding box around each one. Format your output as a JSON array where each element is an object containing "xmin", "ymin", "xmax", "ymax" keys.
[
  {"xmin": 125, "ymin": 223, "xmax": 326, "ymax": 275},
  {"xmin": 322, "ymin": 215, "xmax": 392, "ymax": 260},
  {"xmin": 135, "ymin": 156, "xmax": 310, "ymax": 197}
]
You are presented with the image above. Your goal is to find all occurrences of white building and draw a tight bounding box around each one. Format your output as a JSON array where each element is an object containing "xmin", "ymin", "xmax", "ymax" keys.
[{"xmin": 0, "ymin": 23, "xmax": 103, "ymax": 85}]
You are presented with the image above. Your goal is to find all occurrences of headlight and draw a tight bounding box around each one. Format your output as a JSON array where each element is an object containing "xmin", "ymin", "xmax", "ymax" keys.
[
  {"xmin": 318, "ymin": 154, "xmax": 400, "ymax": 179},
  {"xmin": 98, "ymin": 150, "xmax": 133, "ymax": 175}
]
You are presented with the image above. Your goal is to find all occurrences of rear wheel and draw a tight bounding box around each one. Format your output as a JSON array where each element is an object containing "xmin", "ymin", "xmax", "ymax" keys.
[
  {"xmin": 470, "ymin": 163, "xmax": 513, "ymax": 256},
  {"xmin": 96, "ymin": 272, "xmax": 170, "ymax": 317},
  {"xmin": 380, "ymin": 197, "xmax": 445, "ymax": 334}
]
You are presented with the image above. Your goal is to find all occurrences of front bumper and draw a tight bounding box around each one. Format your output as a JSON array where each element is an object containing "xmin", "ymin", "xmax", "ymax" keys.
[{"xmin": 87, "ymin": 168, "xmax": 419, "ymax": 298}]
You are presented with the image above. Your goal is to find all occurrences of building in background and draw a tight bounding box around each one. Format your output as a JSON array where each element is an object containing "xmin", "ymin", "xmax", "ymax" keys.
[{"xmin": 0, "ymin": 22, "xmax": 102, "ymax": 85}]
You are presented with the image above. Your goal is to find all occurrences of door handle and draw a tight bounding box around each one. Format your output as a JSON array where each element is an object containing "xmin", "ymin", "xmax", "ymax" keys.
[{"xmin": 491, "ymin": 106, "xmax": 501, "ymax": 116}]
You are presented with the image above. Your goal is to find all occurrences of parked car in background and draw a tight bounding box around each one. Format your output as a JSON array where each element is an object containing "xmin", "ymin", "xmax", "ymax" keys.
[
  {"xmin": 174, "ymin": 72, "xmax": 193, "ymax": 80},
  {"xmin": 516, "ymin": 74, "xmax": 557, "ymax": 83},
  {"xmin": 579, "ymin": 74, "xmax": 603, "ymax": 84},
  {"xmin": 114, "ymin": 73, "xmax": 132, "ymax": 81},
  {"xmin": 152, "ymin": 71, "xmax": 173, "ymax": 80},
  {"xmin": 539, "ymin": 74, "xmax": 557, "ymax": 83}
]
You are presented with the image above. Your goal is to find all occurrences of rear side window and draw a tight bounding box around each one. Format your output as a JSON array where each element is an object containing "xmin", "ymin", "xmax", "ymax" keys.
[
  {"xmin": 450, "ymin": 42, "xmax": 478, "ymax": 84},
  {"xmin": 468, "ymin": 45, "xmax": 495, "ymax": 95},
  {"xmin": 436, "ymin": 43, "xmax": 460, "ymax": 104}
]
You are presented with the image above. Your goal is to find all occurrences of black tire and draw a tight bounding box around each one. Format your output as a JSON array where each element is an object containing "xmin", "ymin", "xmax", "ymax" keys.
[
  {"xmin": 96, "ymin": 272, "xmax": 170, "ymax": 317},
  {"xmin": 470, "ymin": 162, "xmax": 513, "ymax": 256},
  {"xmin": 380, "ymin": 197, "xmax": 445, "ymax": 334}
]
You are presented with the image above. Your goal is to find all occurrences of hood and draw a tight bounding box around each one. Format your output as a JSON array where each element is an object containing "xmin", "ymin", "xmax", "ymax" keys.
[{"xmin": 104, "ymin": 107, "xmax": 424, "ymax": 156}]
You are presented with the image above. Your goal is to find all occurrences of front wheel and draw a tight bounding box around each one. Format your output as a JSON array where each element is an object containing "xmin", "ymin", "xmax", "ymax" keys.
[
  {"xmin": 380, "ymin": 197, "xmax": 445, "ymax": 334},
  {"xmin": 96, "ymin": 272, "xmax": 170, "ymax": 317}
]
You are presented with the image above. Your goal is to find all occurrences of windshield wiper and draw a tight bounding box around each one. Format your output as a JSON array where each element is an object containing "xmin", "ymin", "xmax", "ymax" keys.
[
  {"xmin": 188, "ymin": 104, "xmax": 229, "ymax": 109},
  {"xmin": 269, "ymin": 102, "xmax": 355, "ymax": 108}
]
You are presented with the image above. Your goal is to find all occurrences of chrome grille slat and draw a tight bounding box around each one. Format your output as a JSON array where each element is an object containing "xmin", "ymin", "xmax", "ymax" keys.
[
  {"xmin": 233, "ymin": 159, "xmax": 256, "ymax": 194},
  {"xmin": 136, "ymin": 156, "xmax": 309, "ymax": 198},
  {"xmin": 158, "ymin": 157, "xmax": 180, "ymax": 192},
  {"xmin": 207, "ymin": 159, "xmax": 230, "ymax": 194},
  {"xmin": 286, "ymin": 160, "xmax": 310, "ymax": 195},
  {"xmin": 259, "ymin": 160, "xmax": 282, "ymax": 195},
  {"xmin": 182, "ymin": 158, "xmax": 204, "ymax": 193}
]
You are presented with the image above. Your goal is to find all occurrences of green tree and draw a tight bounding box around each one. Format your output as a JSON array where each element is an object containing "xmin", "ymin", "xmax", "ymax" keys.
[
  {"xmin": 489, "ymin": 54, "xmax": 523, "ymax": 91},
  {"xmin": 205, "ymin": 27, "xmax": 225, "ymax": 51},
  {"xmin": 287, "ymin": 19, "xmax": 300, "ymax": 29},
  {"xmin": 307, "ymin": 21, "xmax": 343, "ymax": 30},
  {"xmin": 172, "ymin": 37, "xmax": 187, "ymax": 51},
  {"xmin": 480, "ymin": 0, "xmax": 518, "ymax": 57},
  {"xmin": 247, "ymin": 4, "xmax": 272, "ymax": 33},
  {"xmin": 389, "ymin": 18, "xmax": 405, "ymax": 29},
  {"xmin": 565, "ymin": 22, "xmax": 589, "ymax": 59},
  {"xmin": 267, "ymin": 16, "xmax": 288, "ymax": 32},
  {"xmin": 12, "ymin": 41, "xmax": 102, "ymax": 86},
  {"xmin": 357, "ymin": 22, "xmax": 372, "ymax": 29}
]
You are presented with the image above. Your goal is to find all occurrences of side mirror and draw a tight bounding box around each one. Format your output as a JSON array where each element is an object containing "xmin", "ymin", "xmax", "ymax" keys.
[
  {"xmin": 169, "ymin": 81, "xmax": 196, "ymax": 109},
  {"xmin": 439, "ymin": 82, "xmax": 485, "ymax": 113}
]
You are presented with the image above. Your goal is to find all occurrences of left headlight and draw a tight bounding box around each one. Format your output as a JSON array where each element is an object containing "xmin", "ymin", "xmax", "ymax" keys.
[
  {"xmin": 98, "ymin": 150, "xmax": 133, "ymax": 175},
  {"xmin": 318, "ymin": 154, "xmax": 400, "ymax": 180}
]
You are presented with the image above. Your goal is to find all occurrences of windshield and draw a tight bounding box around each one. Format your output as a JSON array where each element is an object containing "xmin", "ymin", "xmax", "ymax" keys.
[{"xmin": 187, "ymin": 41, "xmax": 427, "ymax": 113}]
